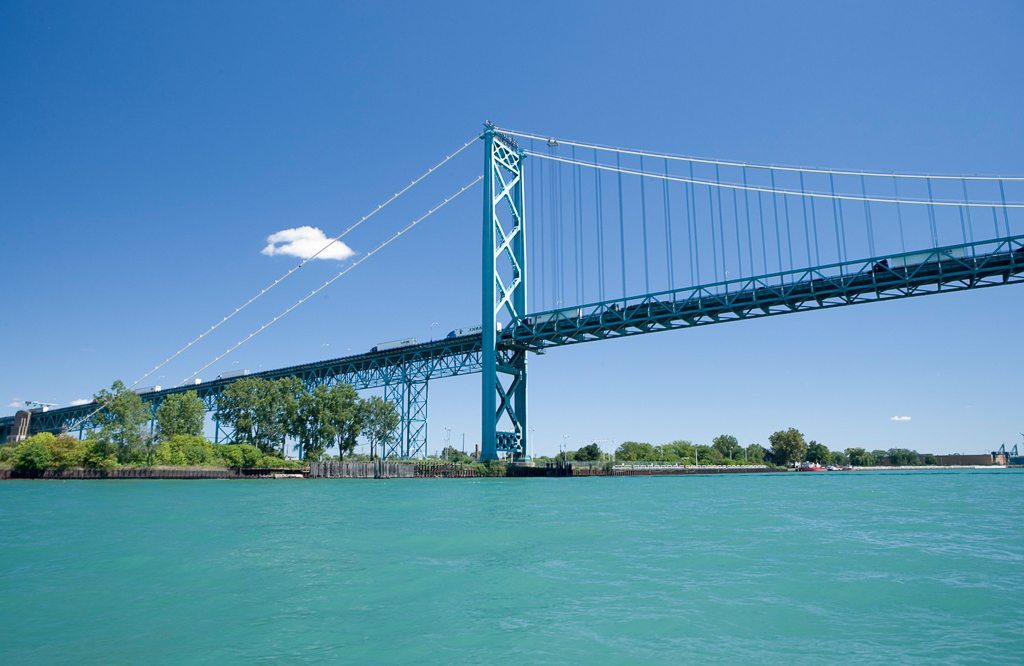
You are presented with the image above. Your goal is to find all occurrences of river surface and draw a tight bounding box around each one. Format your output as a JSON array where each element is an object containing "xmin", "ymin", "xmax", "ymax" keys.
[{"xmin": 1, "ymin": 470, "xmax": 1021, "ymax": 664}]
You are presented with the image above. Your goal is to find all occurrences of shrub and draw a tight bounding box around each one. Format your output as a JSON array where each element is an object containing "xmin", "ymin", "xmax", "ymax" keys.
[
  {"xmin": 153, "ymin": 435, "xmax": 218, "ymax": 466},
  {"xmin": 217, "ymin": 444, "xmax": 264, "ymax": 468},
  {"xmin": 49, "ymin": 435, "xmax": 92, "ymax": 470},
  {"xmin": 83, "ymin": 440, "xmax": 119, "ymax": 469},
  {"xmin": 13, "ymin": 436, "xmax": 53, "ymax": 472}
]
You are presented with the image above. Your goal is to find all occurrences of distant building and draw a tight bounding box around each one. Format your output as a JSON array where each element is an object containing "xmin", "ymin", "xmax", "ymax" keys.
[{"xmin": 935, "ymin": 453, "xmax": 1006, "ymax": 466}]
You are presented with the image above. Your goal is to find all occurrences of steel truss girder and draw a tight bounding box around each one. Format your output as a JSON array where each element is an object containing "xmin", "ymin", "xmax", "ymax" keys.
[
  {"xmin": 513, "ymin": 236, "xmax": 1024, "ymax": 349},
  {"xmin": 10, "ymin": 336, "xmax": 483, "ymax": 440},
  {"xmin": 481, "ymin": 124, "xmax": 528, "ymax": 460}
]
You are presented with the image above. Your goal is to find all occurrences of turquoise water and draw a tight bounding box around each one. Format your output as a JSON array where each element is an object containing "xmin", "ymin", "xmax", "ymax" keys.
[{"xmin": 1, "ymin": 471, "xmax": 1021, "ymax": 664}]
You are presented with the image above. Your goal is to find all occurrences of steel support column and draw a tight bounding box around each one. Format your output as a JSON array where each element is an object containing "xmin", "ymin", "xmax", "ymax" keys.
[
  {"xmin": 404, "ymin": 379, "xmax": 428, "ymax": 459},
  {"xmin": 383, "ymin": 382, "xmax": 405, "ymax": 460},
  {"xmin": 481, "ymin": 123, "xmax": 528, "ymax": 460}
]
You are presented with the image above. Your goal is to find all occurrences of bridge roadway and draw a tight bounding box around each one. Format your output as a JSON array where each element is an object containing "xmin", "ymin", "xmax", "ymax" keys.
[{"xmin": 2, "ymin": 235, "xmax": 1021, "ymax": 440}]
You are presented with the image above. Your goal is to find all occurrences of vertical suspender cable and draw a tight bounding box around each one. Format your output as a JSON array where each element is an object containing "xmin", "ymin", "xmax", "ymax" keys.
[
  {"xmin": 708, "ymin": 176, "xmax": 720, "ymax": 283},
  {"xmin": 770, "ymin": 169, "xmax": 783, "ymax": 277},
  {"xmin": 595, "ymin": 149, "xmax": 606, "ymax": 302},
  {"xmin": 663, "ymin": 159, "xmax": 675, "ymax": 291},
  {"xmin": 860, "ymin": 175, "xmax": 876, "ymax": 256},
  {"xmin": 556, "ymin": 154, "xmax": 564, "ymax": 305},
  {"xmin": 808, "ymin": 176, "xmax": 822, "ymax": 266},
  {"xmin": 742, "ymin": 167, "xmax": 755, "ymax": 279},
  {"xmin": 757, "ymin": 190, "xmax": 768, "ymax": 276},
  {"xmin": 731, "ymin": 188, "xmax": 742, "ymax": 279},
  {"xmin": 688, "ymin": 161, "xmax": 698, "ymax": 285},
  {"xmin": 925, "ymin": 177, "xmax": 939, "ymax": 247},
  {"xmin": 999, "ymin": 180, "xmax": 1011, "ymax": 236},
  {"xmin": 961, "ymin": 179, "xmax": 976, "ymax": 253},
  {"xmin": 529, "ymin": 138, "xmax": 536, "ymax": 313},
  {"xmin": 799, "ymin": 172, "xmax": 812, "ymax": 266},
  {"xmin": 782, "ymin": 186, "xmax": 795, "ymax": 274},
  {"xmin": 640, "ymin": 155, "xmax": 651, "ymax": 294},
  {"xmin": 577, "ymin": 149, "xmax": 585, "ymax": 304},
  {"xmin": 617, "ymin": 152, "xmax": 628, "ymax": 300},
  {"xmin": 829, "ymin": 174, "xmax": 845, "ymax": 271},
  {"xmin": 572, "ymin": 145, "xmax": 581, "ymax": 305},
  {"xmin": 538, "ymin": 156, "xmax": 546, "ymax": 310},
  {"xmin": 893, "ymin": 174, "xmax": 907, "ymax": 254},
  {"xmin": 715, "ymin": 164, "xmax": 727, "ymax": 286}
]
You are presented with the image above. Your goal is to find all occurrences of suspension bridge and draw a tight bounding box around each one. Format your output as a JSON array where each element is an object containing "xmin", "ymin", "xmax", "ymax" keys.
[{"xmin": 3, "ymin": 123, "xmax": 1022, "ymax": 459}]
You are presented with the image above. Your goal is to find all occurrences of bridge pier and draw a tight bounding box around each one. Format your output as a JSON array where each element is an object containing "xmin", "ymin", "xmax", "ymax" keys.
[{"xmin": 383, "ymin": 379, "xmax": 428, "ymax": 460}]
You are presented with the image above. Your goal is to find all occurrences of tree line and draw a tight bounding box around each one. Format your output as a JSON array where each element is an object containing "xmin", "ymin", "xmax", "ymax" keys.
[
  {"xmin": 546, "ymin": 429, "xmax": 937, "ymax": 467},
  {"xmin": 1, "ymin": 377, "xmax": 402, "ymax": 472}
]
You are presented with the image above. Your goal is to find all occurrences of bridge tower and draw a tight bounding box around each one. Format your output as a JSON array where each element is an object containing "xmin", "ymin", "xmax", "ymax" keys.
[{"xmin": 481, "ymin": 123, "xmax": 528, "ymax": 461}]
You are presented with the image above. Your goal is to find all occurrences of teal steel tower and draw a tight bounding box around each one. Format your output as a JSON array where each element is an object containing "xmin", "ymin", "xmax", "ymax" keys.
[{"xmin": 481, "ymin": 123, "xmax": 528, "ymax": 461}]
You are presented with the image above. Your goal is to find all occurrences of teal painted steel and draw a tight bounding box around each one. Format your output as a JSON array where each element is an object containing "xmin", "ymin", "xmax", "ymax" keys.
[
  {"xmin": 513, "ymin": 236, "xmax": 1024, "ymax": 349},
  {"xmin": 480, "ymin": 123, "xmax": 528, "ymax": 461}
]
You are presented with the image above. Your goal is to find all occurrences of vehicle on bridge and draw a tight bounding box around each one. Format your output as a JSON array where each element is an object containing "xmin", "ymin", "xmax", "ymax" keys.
[
  {"xmin": 446, "ymin": 322, "xmax": 500, "ymax": 339},
  {"xmin": 371, "ymin": 338, "xmax": 418, "ymax": 353},
  {"xmin": 216, "ymin": 369, "xmax": 249, "ymax": 380}
]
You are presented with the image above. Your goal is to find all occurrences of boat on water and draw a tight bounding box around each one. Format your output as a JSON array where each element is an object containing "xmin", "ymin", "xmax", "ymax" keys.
[{"xmin": 797, "ymin": 462, "xmax": 827, "ymax": 472}]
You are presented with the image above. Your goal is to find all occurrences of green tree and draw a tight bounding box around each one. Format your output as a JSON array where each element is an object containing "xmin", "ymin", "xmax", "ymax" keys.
[
  {"xmin": 845, "ymin": 447, "xmax": 876, "ymax": 466},
  {"xmin": 830, "ymin": 449, "xmax": 850, "ymax": 466},
  {"xmin": 574, "ymin": 442, "xmax": 603, "ymax": 461},
  {"xmin": 441, "ymin": 446, "xmax": 473, "ymax": 464},
  {"xmin": 712, "ymin": 434, "xmax": 743, "ymax": 460},
  {"xmin": 216, "ymin": 377, "xmax": 297, "ymax": 454},
  {"xmin": 155, "ymin": 391, "xmax": 205, "ymax": 441},
  {"xmin": 806, "ymin": 440, "xmax": 831, "ymax": 464},
  {"xmin": 660, "ymin": 440, "xmax": 695, "ymax": 463},
  {"xmin": 153, "ymin": 435, "xmax": 218, "ymax": 466},
  {"xmin": 93, "ymin": 380, "xmax": 153, "ymax": 463},
  {"xmin": 360, "ymin": 396, "xmax": 400, "ymax": 459},
  {"xmin": 923, "ymin": 453, "xmax": 938, "ymax": 465},
  {"xmin": 615, "ymin": 441, "xmax": 657, "ymax": 461},
  {"xmin": 325, "ymin": 383, "xmax": 362, "ymax": 460},
  {"xmin": 871, "ymin": 449, "xmax": 889, "ymax": 464},
  {"xmin": 291, "ymin": 385, "xmax": 334, "ymax": 461},
  {"xmin": 218, "ymin": 443, "xmax": 265, "ymax": 468},
  {"xmin": 768, "ymin": 427, "xmax": 807, "ymax": 466},
  {"xmin": 48, "ymin": 434, "xmax": 91, "ymax": 469},
  {"xmin": 83, "ymin": 440, "xmax": 118, "ymax": 469},
  {"xmin": 888, "ymin": 448, "xmax": 921, "ymax": 466},
  {"xmin": 696, "ymin": 444, "xmax": 722, "ymax": 465},
  {"xmin": 745, "ymin": 443, "xmax": 766, "ymax": 463}
]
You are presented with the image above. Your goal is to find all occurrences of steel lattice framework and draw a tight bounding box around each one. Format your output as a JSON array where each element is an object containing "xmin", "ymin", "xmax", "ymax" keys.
[{"xmin": 480, "ymin": 123, "xmax": 528, "ymax": 461}]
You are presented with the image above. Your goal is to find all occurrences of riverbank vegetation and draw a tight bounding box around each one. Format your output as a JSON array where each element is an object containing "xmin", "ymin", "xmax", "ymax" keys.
[
  {"xmin": 0, "ymin": 377, "xmax": 401, "ymax": 472},
  {"xmin": 543, "ymin": 428, "xmax": 937, "ymax": 468}
]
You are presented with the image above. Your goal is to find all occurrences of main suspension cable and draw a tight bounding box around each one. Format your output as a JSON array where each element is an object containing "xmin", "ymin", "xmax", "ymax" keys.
[
  {"xmin": 64, "ymin": 135, "xmax": 480, "ymax": 433},
  {"xmin": 525, "ymin": 150, "xmax": 1024, "ymax": 208},
  {"xmin": 126, "ymin": 133, "xmax": 480, "ymax": 393},
  {"xmin": 499, "ymin": 127, "xmax": 1024, "ymax": 182}
]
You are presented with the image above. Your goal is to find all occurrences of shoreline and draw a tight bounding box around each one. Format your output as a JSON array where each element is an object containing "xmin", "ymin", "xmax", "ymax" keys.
[{"xmin": 0, "ymin": 462, "xmax": 1015, "ymax": 480}]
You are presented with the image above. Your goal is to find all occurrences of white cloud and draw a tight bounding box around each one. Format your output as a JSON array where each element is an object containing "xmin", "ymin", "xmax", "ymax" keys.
[
  {"xmin": 261, "ymin": 226, "xmax": 355, "ymax": 261},
  {"xmin": 69, "ymin": 398, "xmax": 91, "ymax": 406},
  {"xmin": 890, "ymin": 415, "xmax": 912, "ymax": 422},
  {"xmin": 8, "ymin": 400, "xmax": 23, "ymax": 408}
]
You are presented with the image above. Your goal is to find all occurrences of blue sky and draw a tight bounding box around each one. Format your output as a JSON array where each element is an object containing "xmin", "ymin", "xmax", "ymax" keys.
[{"xmin": 1, "ymin": 1, "xmax": 1021, "ymax": 456}]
